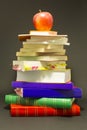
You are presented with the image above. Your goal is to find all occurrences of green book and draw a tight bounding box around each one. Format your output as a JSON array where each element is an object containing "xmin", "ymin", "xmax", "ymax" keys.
[{"xmin": 5, "ymin": 94, "xmax": 75, "ymax": 108}]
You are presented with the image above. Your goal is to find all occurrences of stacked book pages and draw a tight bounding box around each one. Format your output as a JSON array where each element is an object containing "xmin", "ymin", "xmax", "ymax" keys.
[{"xmin": 5, "ymin": 30, "xmax": 82, "ymax": 116}]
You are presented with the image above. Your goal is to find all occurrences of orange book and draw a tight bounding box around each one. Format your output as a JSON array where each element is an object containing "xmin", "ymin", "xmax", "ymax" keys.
[{"xmin": 10, "ymin": 104, "xmax": 80, "ymax": 117}]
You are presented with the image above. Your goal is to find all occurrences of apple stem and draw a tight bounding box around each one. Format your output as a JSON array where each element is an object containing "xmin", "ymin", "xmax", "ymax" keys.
[{"xmin": 39, "ymin": 9, "xmax": 42, "ymax": 12}]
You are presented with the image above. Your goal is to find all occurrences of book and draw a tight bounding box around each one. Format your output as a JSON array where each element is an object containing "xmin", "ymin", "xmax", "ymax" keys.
[
  {"xmin": 5, "ymin": 94, "xmax": 75, "ymax": 108},
  {"xmin": 12, "ymin": 81, "xmax": 74, "ymax": 90},
  {"xmin": 14, "ymin": 87, "xmax": 82, "ymax": 98},
  {"xmin": 10, "ymin": 104, "xmax": 80, "ymax": 116},
  {"xmin": 18, "ymin": 34, "xmax": 31, "ymax": 41},
  {"xmin": 16, "ymin": 51, "xmax": 66, "ymax": 56},
  {"xmin": 20, "ymin": 47, "xmax": 66, "ymax": 54},
  {"xmin": 23, "ymin": 43, "xmax": 64, "ymax": 49},
  {"xmin": 29, "ymin": 30, "xmax": 57, "ymax": 36},
  {"xmin": 16, "ymin": 69, "xmax": 71, "ymax": 83},
  {"xmin": 17, "ymin": 55, "xmax": 68, "ymax": 61},
  {"xmin": 12, "ymin": 60, "xmax": 67, "ymax": 71},
  {"xmin": 18, "ymin": 34, "xmax": 68, "ymax": 42},
  {"xmin": 24, "ymin": 37, "xmax": 70, "ymax": 45},
  {"xmin": 20, "ymin": 47, "xmax": 65, "ymax": 53}
]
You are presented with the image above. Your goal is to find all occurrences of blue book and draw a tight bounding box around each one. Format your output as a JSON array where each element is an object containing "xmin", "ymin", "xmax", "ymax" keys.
[
  {"xmin": 12, "ymin": 81, "xmax": 74, "ymax": 90},
  {"xmin": 15, "ymin": 87, "xmax": 82, "ymax": 98}
]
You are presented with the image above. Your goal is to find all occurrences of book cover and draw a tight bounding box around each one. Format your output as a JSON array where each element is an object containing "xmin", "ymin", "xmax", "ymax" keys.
[
  {"xmin": 5, "ymin": 94, "xmax": 75, "ymax": 108},
  {"xmin": 12, "ymin": 60, "xmax": 67, "ymax": 71},
  {"xmin": 10, "ymin": 104, "xmax": 80, "ymax": 117},
  {"xmin": 14, "ymin": 87, "xmax": 82, "ymax": 98},
  {"xmin": 12, "ymin": 81, "xmax": 73, "ymax": 90},
  {"xmin": 16, "ymin": 69, "xmax": 71, "ymax": 83}
]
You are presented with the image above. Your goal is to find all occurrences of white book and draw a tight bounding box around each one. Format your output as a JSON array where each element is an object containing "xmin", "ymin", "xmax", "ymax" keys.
[
  {"xmin": 13, "ymin": 60, "xmax": 67, "ymax": 71},
  {"xmin": 16, "ymin": 69, "xmax": 71, "ymax": 83}
]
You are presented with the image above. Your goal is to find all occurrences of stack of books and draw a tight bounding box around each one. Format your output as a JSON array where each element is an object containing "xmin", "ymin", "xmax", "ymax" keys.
[{"xmin": 5, "ymin": 30, "xmax": 82, "ymax": 117}]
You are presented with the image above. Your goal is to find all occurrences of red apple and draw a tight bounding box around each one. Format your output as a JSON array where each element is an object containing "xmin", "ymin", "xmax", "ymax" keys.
[{"xmin": 33, "ymin": 10, "xmax": 53, "ymax": 31}]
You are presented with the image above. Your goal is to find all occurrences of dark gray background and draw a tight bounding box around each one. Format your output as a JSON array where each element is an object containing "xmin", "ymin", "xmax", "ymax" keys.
[{"xmin": 0, "ymin": 0, "xmax": 87, "ymax": 129}]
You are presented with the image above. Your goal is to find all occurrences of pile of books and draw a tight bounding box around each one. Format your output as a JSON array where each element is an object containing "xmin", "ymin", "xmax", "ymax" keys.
[{"xmin": 5, "ymin": 30, "xmax": 82, "ymax": 116}]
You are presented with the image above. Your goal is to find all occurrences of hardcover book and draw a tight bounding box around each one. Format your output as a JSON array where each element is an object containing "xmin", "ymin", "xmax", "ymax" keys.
[
  {"xmin": 12, "ymin": 60, "xmax": 67, "ymax": 71},
  {"xmin": 17, "ymin": 55, "xmax": 68, "ymax": 61},
  {"xmin": 20, "ymin": 47, "xmax": 65, "ymax": 53},
  {"xmin": 5, "ymin": 94, "xmax": 75, "ymax": 108},
  {"xmin": 16, "ymin": 69, "xmax": 71, "ymax": 83},
  {"xmin": 10, "ymin": 104, "xmax": 80, "ymax": 117},
  {"xmin": 18, "ymin": 34, "xmax": 68, "ymax": 43},
  {"xmin": 12, "ymin": 81, "xmax": 73, "ymax": 90},
  {"xmin": 14, "ymin": 87, "xmax": 82, "ymax": 98},
  {"xmin": 23, "ymin": 43, "xmax": 64, "ymax": 49},
  {"xmin": 16, "ymin": 51, "xmax": 66, "ymax": 57},
  {"xmin": 24, "ymin": 37, "xmax": 69, "ymax": 45}
]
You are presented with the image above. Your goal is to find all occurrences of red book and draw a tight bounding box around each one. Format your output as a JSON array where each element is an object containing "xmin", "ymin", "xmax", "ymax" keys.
[{"xmin": 10, "ymin": 104, "xmax": 80, "ymax": 117}]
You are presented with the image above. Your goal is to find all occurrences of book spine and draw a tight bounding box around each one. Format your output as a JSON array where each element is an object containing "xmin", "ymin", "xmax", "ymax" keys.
[
  {"xmin": 15, "ymin": 87, "xmax": 82, "ymax": 98},
  {"xmin": 5, "ymin": 94, "xmax": 74, "ymax": 108},
  {"xmin": 12, "ymin": 81, "xmax": 74, "ymax": 90},
  {"xmin": 10, "ymin": 104, "xmax": 80, "ymax": 117}
]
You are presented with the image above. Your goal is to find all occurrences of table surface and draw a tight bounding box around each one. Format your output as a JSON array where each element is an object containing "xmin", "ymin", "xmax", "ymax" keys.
[{"xmin": 0, "ymin": 92, "xmax": 87, "ymax": 130}]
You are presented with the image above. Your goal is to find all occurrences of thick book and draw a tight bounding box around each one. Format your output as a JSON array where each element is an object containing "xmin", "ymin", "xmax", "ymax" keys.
[
  {"xmin": 10, "ymin": 104, "xmax": 80, "ymax": 116},
  {"xmin": 12, "ymin": 81, "xmax": 73, "ymax": 90},
  {"xmin": 17, "ymin": 55, "xmax": 68, "ymax": 61},
  {"xmin": 29, "ymin": 30, "xmax": 57, "ymax": 36},
  {"xmin": 5, "ymin": 94, "xmax": 75, "ymax": 108},
  {"xmin": 12, "ymin": 60, "xmax": 67, "ymax": 71},
  {"xmin": 16, "ymin": 69, "xmax": 71, "ymax": 83},
  {"xmin": 14, "ymin": 87, "xmax": 82, "ymax": 98}
]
